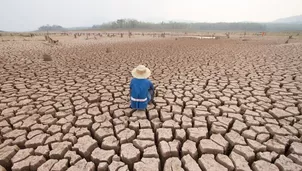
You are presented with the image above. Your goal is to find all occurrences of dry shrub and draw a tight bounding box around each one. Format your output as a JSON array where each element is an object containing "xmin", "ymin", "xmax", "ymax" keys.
[
  {"xmin": 285, "ymin": 39, "xmax": 289, "ymax": 44},
  {"xmin": 175, "ymin": 38, "xmax": 178, "ymax": 40},
  {"xmin": 242, "ymin": 39, "xmax": 249, "ymax": 41},
  {"xmin": 225, "ymin": 32, "xmax": 230, "ymax": 39},
  {"xmin": 43, "ymin": 54, "xmax": 52, "ymax": 61},
  {"xmin": 106, "ymin": 48, "xmax": 112, "ymax": 53},
  {"xmin": 21, "ymin": 34, "xmax": 31, "ymax": 37}
]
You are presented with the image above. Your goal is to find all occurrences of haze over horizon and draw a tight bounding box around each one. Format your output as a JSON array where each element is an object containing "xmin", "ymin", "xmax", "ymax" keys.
[{"xmin": 1, "ymin": 0, "xmax": 301, "ymax": 32}]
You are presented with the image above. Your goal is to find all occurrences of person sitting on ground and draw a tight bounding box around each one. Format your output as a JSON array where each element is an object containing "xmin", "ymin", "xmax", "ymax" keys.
[{"xmin": 130, "ymin": 65, "xmax": 154, "ymax": 110}]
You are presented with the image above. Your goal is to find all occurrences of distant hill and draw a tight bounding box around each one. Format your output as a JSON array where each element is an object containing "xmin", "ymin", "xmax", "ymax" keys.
[
  {"xmin": 273, "ymin": 15, "xmax": 302, "ymax": 23},
  {"xmin": 0, "ymin": 30, "xmax": 4, "ymax": 32}
]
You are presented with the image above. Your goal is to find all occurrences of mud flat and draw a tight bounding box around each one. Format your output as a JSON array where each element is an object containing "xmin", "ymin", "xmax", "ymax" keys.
[{"xmin": 0, "ymin": 35, "xmax": 302, "ymax": 171}]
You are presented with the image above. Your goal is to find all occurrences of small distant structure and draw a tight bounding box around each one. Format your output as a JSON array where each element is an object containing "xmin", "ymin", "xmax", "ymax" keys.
[
  {"xmin": 254, "ymin": 32, "xmax": 266, "ymax": 36},
  {"xmin": 262, "ymin": 32, "xmax": 266, "ymax": 36}
]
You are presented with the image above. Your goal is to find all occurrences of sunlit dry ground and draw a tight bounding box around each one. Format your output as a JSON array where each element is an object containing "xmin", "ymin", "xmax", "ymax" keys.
[{"xmin": 0, "ymin": 34, "xmax": 302, "ymax": 171}]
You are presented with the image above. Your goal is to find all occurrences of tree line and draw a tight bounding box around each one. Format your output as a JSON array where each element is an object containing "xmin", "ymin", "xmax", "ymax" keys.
[
  {"xmin": 92, "ymin": 19, "xmax": 302, "ymax": 31},
  {"xmin": 92, "ymin": 19, "xmax": 267, "ymax": 31},
  {"xmin": 38, "ymin": 25, "xmax": 65, "ymax": 31},
  {"xmin": 38, "ymin": 19, "xmax": 302, "ymax": 32}
]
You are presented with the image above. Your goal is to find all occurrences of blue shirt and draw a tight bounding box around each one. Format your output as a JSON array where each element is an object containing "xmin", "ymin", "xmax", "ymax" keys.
[{"xmin": 130, "ymin": 78, "xmax": 154, "ymax": 109}]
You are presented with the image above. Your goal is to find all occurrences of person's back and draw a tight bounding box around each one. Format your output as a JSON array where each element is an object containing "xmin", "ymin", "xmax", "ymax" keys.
[{"xmin": 130, "ymin": 65, "xmax": 154, "ymax": 110}]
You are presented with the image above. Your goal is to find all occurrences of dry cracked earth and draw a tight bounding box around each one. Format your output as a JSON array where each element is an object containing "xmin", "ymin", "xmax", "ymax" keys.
[{"xmin": 1, "ymin": 35, "xmax": 302, "ymax": 171}]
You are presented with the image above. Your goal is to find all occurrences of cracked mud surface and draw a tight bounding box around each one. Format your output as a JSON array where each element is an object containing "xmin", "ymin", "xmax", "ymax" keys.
[{"xmin": 1, "ymin": 35, "xmax": 302, "ymax": 171}]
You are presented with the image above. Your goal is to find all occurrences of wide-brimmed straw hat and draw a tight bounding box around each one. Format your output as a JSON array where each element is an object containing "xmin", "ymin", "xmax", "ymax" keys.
[{"xmin": 131, "ymin": 65, "xmax": 151, "ymax": 79}]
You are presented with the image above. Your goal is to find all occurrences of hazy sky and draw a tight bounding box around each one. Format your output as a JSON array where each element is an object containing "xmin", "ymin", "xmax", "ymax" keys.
[{"xmin": 1, "ymin": 0, "xmax": 301, "ymax": 31}]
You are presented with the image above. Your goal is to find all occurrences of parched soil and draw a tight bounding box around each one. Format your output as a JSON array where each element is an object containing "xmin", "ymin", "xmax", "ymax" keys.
[{"xmin": 0, "ymin": 35, "xmax": 302, "ymax": 171}]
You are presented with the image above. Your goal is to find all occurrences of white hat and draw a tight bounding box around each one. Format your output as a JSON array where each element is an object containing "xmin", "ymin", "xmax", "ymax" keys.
[{"xmin": 131, "ymin": 65, "xmax": 151, "ymax": 79}]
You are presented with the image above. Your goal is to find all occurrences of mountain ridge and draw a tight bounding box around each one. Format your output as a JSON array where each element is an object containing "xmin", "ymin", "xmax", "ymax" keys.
[{"xmin": 273, "ymin": 15, "xmax": 302, "ymax": 23}]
